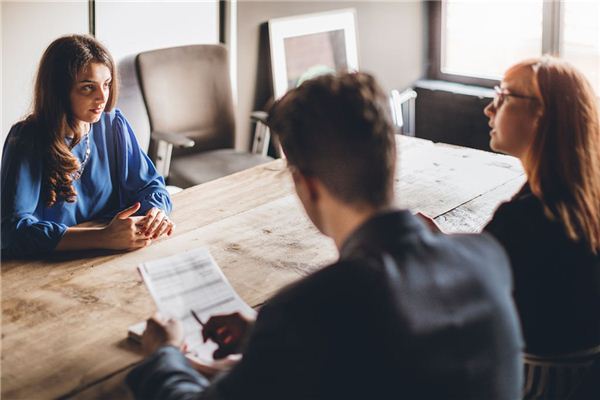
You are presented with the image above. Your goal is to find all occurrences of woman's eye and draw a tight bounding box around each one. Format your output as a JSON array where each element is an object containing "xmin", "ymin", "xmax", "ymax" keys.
[{"xmin": 81, "ymin": 85, "xmax": 93, "ymax": 92}]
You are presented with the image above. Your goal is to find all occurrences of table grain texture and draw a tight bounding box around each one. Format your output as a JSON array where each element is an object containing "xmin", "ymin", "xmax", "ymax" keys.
[{"xmin": 1, "ymin": 136, "xmax": 525, "ymax": 399}]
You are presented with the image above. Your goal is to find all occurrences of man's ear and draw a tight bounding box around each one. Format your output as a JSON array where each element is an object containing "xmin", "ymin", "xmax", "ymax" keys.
[
  {"xmin": 292, "ymin": 170, "xmax": 320, "ymax": 202},
  {"xmin": 304, "ymin": 175, "xmax": 320, "ymax": 202}
]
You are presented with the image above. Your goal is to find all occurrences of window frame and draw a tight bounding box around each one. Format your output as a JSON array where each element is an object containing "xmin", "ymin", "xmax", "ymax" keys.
[{"xmin": 428, "ymin": 0, "xmax": 563, "ymax": 88}]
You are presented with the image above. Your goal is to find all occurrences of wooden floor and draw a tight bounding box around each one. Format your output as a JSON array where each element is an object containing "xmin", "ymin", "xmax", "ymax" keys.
[{"xmin": 0, "ymin": 136, "xmax": 525, "ymax": 399}]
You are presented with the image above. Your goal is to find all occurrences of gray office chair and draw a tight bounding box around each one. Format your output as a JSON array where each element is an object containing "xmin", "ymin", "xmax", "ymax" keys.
[
  {"xmin": 390, "ymin": 88, "xmax": 417, "ymax": 136},
  {"xmin": 136, "ymin": 44, "xmax": 273, "ymax": 188},
  {"xmin": 117, "ymin": 54, "xmax": 182, "ymax": 194}
]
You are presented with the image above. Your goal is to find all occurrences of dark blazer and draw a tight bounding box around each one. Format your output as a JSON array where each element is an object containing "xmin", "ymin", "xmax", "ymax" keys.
[
  {"xmin": 485, "ymin": 184, "xmax": 600, "ymax": 356},
  {"xmin": 127, "ymin": 210, "xmax": 523, "ymax": 400}
]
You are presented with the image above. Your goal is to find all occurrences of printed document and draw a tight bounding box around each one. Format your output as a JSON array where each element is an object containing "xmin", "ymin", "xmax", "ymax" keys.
[{"xmin": 137, "ymin": 248, "xmax": 256, "ymax": 363}]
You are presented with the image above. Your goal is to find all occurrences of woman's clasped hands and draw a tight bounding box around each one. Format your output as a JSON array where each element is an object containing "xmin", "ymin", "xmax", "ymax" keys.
[{"xmin": 102, "ymin": 202, "xmax": 175, "ymax": 250}]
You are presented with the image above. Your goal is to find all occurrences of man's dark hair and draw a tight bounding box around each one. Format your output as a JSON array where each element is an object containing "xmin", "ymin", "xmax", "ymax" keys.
[{"xmin": 268, "ymin": 72, "xmax": 396, "ymax": 207}]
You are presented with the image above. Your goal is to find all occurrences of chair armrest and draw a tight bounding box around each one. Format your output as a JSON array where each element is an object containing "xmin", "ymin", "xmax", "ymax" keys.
[
  {"xmin": 389, "ymin": 89, "xmax": 417, "ymax": 136},
  {"xmin": 392, "ymin": 88, "xmax": 417, "ymax": 104},
  {"xmin": 250, "ymin": 111, "xmax": 271, "ymax": 156},
  {"xmin": 152, "ymin": 130, "xmax": 195, "ymax": 148},
  {"xmin": 250, "ymin": 111, "xmax": 268, "ymax": 124}
]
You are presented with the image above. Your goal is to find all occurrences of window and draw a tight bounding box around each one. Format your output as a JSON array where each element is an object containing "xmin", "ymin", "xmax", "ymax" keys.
[
  {"xmin": 430, "ymin": 0, "xmax": 600, "ymax": 95},
  {"xmin": 442, "ymin": 0, "xmax": 543, "ymax": 80},
  {"xmin": 561, "ymin": 0, "xmax": 600, "ymax": 94}
]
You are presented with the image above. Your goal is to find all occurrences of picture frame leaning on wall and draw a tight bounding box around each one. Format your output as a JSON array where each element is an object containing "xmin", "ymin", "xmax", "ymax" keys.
[{"xmin": 268, "ymin": 8, "xmax": 359, "ymax": 100}]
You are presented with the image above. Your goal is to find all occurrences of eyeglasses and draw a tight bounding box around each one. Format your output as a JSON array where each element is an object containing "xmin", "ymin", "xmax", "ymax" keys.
[{"xmin": 492, "ymin": 86, "xmax": 539, "ymax": 109}]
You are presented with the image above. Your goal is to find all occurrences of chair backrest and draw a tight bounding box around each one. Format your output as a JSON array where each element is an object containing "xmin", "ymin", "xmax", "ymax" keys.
[
  {"xmin": 117, "ymin": 54, "xmax": 152, "ymax": 152},
  {"xmin": 136, "ymin": 44, "xmax": 235, "ymax": 158}
]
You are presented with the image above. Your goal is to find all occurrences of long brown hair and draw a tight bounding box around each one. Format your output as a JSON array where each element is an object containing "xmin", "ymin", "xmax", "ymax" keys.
[
  {"xmin": 22, "ymin": 34, "xmax": 118, "ymax": 206},
  {"xmin": 523, "ymin": 56, "xmax": 600, "ymax": 253}
]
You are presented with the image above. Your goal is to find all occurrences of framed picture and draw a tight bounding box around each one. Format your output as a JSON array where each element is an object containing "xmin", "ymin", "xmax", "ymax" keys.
[{"xmin": 268, "ymin": 9, "xmax": 359, "ymax": 99}]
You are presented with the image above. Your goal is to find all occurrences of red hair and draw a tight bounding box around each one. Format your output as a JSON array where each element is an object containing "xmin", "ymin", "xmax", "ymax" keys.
[{"xmin": 519, "ymin": 56, "xmax": 600, "ymax": 253}]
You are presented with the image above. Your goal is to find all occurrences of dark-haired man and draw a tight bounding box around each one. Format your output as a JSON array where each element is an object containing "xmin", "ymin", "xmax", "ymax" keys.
[{"xmin": 127, "ymin": 72, "xmax": 523, "ymax": 399}]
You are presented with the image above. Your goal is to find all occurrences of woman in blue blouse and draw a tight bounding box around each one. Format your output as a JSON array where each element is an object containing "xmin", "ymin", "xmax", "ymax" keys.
[{"xmin": 1, "ymin": 34, "xmax": 174, "ymax": 258}]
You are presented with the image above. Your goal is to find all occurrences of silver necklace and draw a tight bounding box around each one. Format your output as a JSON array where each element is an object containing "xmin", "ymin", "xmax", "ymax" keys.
[{"xmin": 72, "ymin": 132, "xmax": 91, "ymax": 181}]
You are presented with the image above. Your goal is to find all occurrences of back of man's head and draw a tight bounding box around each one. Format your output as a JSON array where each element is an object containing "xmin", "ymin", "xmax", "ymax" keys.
[{"xmin": 268, "ymin": 72, "xmax": 396, "ymax": 208}]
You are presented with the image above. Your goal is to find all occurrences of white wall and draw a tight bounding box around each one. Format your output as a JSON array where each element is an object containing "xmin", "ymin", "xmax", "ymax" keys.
[
  {"xmin": 96, "ymin": 0, "xmax": 218, "ymax": 64},
  {"xmin": 1, "ymin": 0, "xmax": 219, "ymax": 152},
  {"xmin": 236, "ymin": 1, "xmax": 426, "ymax": 149},
  {"xmin": 1, "ymin": 0, "xmax": 88, "ymax": 148},
  {"xmin": 1, "ymin": 2, "xmax": 4, "ymax": 143},
  {"xmin": 95, "ymin": 0, "xmax": 218, "ymax": 150}
]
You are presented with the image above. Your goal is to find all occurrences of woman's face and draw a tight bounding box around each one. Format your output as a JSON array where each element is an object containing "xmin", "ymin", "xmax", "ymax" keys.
[
  {"xmin": 483, "ymin": 66, "xmax": 542, "ymax": 160},
  {"xmin": 69, "ymin": 62, "xmax": 112, "ymax": 131}
]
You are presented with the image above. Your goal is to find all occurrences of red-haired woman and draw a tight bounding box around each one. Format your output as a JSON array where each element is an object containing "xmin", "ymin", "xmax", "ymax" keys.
[
  {"xmin": 1, "ymin": 34, "xmax": 174, "ymax": 258},
  {"xmin": 483, "ymin": 56, "xmax": 600, "ymax": 399}
]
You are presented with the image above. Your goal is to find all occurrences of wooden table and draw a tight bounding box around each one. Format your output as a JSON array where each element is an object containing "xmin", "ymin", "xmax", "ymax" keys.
[{"xmin": 1, "ymin": 136, "xmax": 525, "ymax": 399}]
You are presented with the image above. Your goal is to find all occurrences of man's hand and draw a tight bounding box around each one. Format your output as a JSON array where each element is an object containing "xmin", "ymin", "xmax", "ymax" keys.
[
  {"xmin": 202, "ymin": 312, "xmax": 254, "ymax": 359},
  {"xmin": 416, "ymin": 212, "xmax": 443, "ymax": 233},
  {"xmin": 140, "ymin": 207, "xmax": 175, "ymax": 239},
  {"xmin": 142, "ymin": 313, "xmax": 185, "ymax": 356}
]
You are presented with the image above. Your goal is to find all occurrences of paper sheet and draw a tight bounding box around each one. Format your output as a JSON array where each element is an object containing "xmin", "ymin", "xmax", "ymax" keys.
[{"xmin": 137, "ymin": 248, "xmax": 256, "ymax": 364}]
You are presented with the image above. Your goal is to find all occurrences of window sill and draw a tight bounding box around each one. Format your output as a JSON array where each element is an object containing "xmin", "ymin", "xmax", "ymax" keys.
[{"xmin": 415, "ymin": 80, "xmax": 495, "ymax": 99}]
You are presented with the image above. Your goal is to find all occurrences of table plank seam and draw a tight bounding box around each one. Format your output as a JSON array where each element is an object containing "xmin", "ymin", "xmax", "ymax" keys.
[
  {"xmin": 56, "ymin": 362, "xmax": 138, "ymax": 400},
  {"xmin": 434, "ymin": 174, "xmax": 525, "ymax": 220}
]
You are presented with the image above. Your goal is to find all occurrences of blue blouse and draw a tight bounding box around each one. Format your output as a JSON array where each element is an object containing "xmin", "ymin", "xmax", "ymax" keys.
[{"xmin": 1, "ymin": 109, "xmax": 172, "ymax": 258}]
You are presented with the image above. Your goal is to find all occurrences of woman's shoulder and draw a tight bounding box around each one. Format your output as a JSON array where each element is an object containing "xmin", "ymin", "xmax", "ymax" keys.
[
  {"xmin": 98, "ymin": 108, "xmax": 127, "ymax": 127},
  {"xmin": 7, "ymin": 119, "xmax": 32, "ymax": 138},
  {"xmin": 4, "ymin": 119, "xmax": 38, "ymax": 153},
  {"xmin": 2, "ymin": 120, "xmax": 42, "ymax": 181},
  {"xmin": 485, "ymin": 183, "xmax": 546, "ymax": 236},
  {"xmin": 495, "ymin": 184, "xmax": 541, "ymax": 217},
  {"xmin": 95, "ymin": 109, "xmax": 135, "ymax": 142},
  {"xmin": 96, "ymin": 109, "xmax": 142, "ymax": 152}
]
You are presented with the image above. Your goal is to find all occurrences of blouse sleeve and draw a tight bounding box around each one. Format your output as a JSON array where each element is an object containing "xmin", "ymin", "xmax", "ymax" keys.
[
  {"xmin": 1, "ymin": 125, "xmax": 68, "ymax": 258},
  {"xmin": 112, "ymin": 110, "xmax": 172, "ymax": 216}
]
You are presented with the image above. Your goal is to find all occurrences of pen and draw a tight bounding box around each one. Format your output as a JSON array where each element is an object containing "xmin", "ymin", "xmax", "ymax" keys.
[
  {"xmin": 191, "ymin": 310, "xmax": 233, "ymax": 345},
  {"xmin": 190, "ymin": 309, "xmax": 205, "ymax": 327}
]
